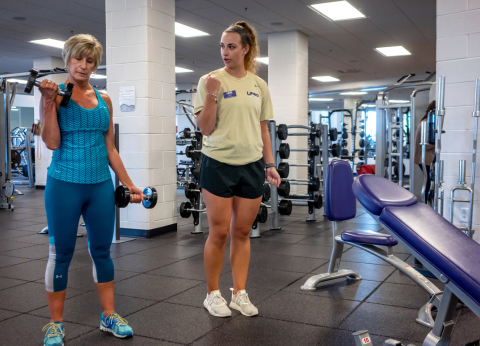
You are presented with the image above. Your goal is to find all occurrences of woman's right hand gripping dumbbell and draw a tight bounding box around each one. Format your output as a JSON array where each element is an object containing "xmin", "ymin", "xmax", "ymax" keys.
[{"xmin": 38, "ymin": 80, "xmax": 60, "ymax": 104}]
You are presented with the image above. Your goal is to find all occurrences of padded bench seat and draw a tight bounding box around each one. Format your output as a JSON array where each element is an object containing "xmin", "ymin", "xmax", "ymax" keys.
[
  {"xmin": 380, "ymin": 202, "xmax": 480, "ymax": 307},
  {"xmin": 352, "ymin": 174, "xmax": 418, "ymax": 215},
  {"xmin": 341, "ymin": 230, "xmax": 398, "ymax": 247}
]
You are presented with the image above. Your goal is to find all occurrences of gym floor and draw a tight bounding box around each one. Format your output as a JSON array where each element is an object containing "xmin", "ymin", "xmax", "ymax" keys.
[{"xmin": 0, "ymin": 188, "xmax": 478, "ymax": 346}]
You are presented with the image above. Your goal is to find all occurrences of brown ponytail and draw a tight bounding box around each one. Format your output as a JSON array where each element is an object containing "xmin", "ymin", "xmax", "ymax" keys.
[
  {"xmin": 420, "ymin": 100, "xmax": 436, "ymax": 121},
  {"xmin": 224, "ymin": 21, "xmax": 260, "ymax": 75}
]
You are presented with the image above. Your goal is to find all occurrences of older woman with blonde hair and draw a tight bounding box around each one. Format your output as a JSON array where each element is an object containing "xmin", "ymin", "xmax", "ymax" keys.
[{"xmin": 40, "ymin": 34, "xmax": 141, "ymax": 345}]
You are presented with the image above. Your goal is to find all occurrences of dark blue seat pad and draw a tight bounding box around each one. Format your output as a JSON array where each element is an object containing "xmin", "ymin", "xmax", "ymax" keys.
[
  {"xmin": 380, "ymin": 203, "xmax": 480, "ymax": 306},
  {"xmin": 352, "ymin": 175, "xmax": 418, "ymax": 215},
  {"xmin": 341, "ymin": 230, "xmax": 398, "ymax": 247}
]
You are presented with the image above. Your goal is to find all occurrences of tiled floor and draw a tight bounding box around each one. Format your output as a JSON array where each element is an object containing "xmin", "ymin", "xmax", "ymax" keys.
[{"xmin": 0, "ymin": 187, "xmax": 479, "ymax": 345}]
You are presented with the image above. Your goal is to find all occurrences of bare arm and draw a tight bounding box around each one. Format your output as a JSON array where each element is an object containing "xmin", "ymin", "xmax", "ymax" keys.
[
  {"xmin": 196, "ymin": 95, "xmax": 217, "ymax": 136},
  {"xmin": 195, "ymin": 74, "xmax": 221, "ymax": 136},
  {"xmin": 261, "ymin": 120, "xmax": 280, "ymax": 187},
  {"xmin": 39, "ymin": 80, "xmax": 62, "ymax": 150},
  {"xmin": 103, "ymin": 95, "xmax": 143, "ymax": 203},
  {"xmin": 261, "ymin": 121, "xmax": 274, "ymax": 164}
]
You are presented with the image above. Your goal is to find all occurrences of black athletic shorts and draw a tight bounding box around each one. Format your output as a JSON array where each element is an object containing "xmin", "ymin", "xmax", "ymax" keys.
[{"xmin": 199, "ymin": 154, "xmax": 265, "ymax": 199}]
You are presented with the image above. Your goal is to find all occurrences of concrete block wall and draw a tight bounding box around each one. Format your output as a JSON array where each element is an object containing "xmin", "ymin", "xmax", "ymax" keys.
[
  {"xmin": 268, "ymin": 31, "xmax": 309, "ymax": 193},
  {"xmin": 437, "ymin": 0, "xmax": 480, "ymax": 242},
  {"xmin": 106, "ymin": 0, "xmax": 176, "ymax": 232}
]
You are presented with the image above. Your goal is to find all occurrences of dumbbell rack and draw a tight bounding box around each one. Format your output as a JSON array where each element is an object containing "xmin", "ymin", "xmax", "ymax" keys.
[
  {"xmin": 179, "ymin": 128, "xmax": 206, "ymax": 234},
  {"xmin": 277, "ymin": 122, "xmax": 325, "ymax": 222}
]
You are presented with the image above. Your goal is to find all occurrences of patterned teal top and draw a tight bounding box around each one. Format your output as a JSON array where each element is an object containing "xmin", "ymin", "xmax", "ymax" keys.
[{"xmin": 48, "ymin": 84, "xmax": 111, "ymax": 184}]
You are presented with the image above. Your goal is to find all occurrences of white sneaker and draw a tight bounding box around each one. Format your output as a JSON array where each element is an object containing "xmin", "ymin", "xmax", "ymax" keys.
[
  {"xmin": 203, "ymin": 290, "xmax": 232, "ymax": 317},
  {"xmin": 229, "ymin": 288, "xmax": 258, "ymax": 316}
]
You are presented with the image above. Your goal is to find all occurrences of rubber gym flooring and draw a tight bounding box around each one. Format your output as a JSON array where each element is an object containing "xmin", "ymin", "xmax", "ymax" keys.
[{"xmin": 0, "ymin": 188, "xmax": 478, "ymax": 346}]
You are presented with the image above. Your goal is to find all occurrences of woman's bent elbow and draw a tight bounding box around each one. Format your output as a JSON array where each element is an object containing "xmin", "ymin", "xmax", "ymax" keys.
[{"xmin": 45, "ymin": 141, "xmax": 60, "ymax": 151}]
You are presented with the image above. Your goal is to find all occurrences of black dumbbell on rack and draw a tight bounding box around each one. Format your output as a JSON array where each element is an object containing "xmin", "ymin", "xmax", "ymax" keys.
[
  {"xmin": 278, "ymin": 143, "xmax": 290, "ymax": 159},
  {"xmin": 24, "ymin": 69, "xmax": 74, "ymax": 107},
  {"xmin": 115, "ymin": 186, "xmax": 158, "ymax": 209},
  {"xmin": 179, "ymin": 201, "xmax": 206, "ymax": 218}
]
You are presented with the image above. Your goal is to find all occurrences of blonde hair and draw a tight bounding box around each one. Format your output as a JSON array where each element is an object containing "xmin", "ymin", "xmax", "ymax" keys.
[
  {"xmin": 62, "ymin": 34, "xmax": 103, "ymax": 71},
  {"xmin": 224, "ymin": 21, "xmax": 260, "ymax": 75}
]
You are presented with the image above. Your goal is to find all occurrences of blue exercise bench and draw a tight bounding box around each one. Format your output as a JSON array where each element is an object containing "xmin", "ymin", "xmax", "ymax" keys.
[
  {"xmin": 303, "ymin": 160, "xmax": 480, "ymax": 345},
  {"xmin": 301, "ymin": 160, "xmax": 443, "ymax": 328}
]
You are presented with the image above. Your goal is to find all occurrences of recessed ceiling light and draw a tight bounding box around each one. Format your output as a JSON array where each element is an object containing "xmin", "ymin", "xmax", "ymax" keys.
[
  {"xmin": 309, "ymin": 98, "xmax": 334, "ymax": 101},
  {"xmin": 90, "ymin": 74, "xmax": 107, "ymax": 79},
  {"xmin": 312, "ymin": 76, "xmax": 340, "ymax": 82},
  {"xmin": 175, "ymin": 23, "xmax": 209, "ymax": 37},
  {"xmin": 256, "ymin": 57, "xmax": 269, "ymax": 65},
  {"xmin": 340, "ymin": 91, "xmax": 367, "ymax": 95},
  {"xmin": 175, "ymin": 67, "xmax": 193, "ymax": 73},
  {"xmin": 310, "ymin": 1, "xmax": 365, "ymax": 21},
  {"xmin": 389, "ymin": 100, "xmax": 410, "ymax": 103},
  {"xmin": 12, "ymin": 17, "xmax": 27, "ymax": 21},
  {"xmin": 375, "ymin": 46, "xmax": 411, "ymax": 57},
  {"xmin": 361, "ymin": 87, "xmax": 387, "ymax": 92},
  {"xmin": 7, "ymin": 79, "xmax": 27, "ymax": 84},
  {"xmin": 29, "ymin": 38, "xmax": 65, "ymax": 49}
]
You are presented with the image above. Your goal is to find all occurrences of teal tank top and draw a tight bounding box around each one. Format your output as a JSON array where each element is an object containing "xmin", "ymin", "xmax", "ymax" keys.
[{"xmin": 48, "ymin": 84, "xmax": 111, "ymax": 184}]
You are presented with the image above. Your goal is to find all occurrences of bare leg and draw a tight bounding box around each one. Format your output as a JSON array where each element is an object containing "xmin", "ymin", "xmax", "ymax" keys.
[
  {"xmin": 230, "ymin": 195, "xmax": 262, "ymax": 294},
  {"xmin": 203, "ymin": 189, "xmax": 233, "ymax": 294},
  {"xmin": 96, "ymin": 281, "xmax": 115, "ymax": 316},
  {"xmin": 47, "ymin": 291, "xmax": 67, "ymax": 322}
]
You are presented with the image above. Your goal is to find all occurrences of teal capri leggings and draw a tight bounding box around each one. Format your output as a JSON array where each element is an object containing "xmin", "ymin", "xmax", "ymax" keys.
[{"xmin": 44, "ymin": 176, "xmax": 115, "ymax": 292}]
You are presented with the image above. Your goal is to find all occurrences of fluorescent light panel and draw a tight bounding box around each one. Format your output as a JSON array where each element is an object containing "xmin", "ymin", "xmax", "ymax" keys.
[
  {"xmin": 256, "ymin": 57, "xmax": 269, "ymax": 65},
  {"xmin": 7, "ymin": 79, "xmax": 27, "ymax": 84},
  {"xmin": 310, "ymin": 1, "xmax": 365, "ymax": 21},
  {"xmin": 312, "ymin": 76, "xmax": 340, "ymax": 82},
  {"xmin": 175, "ymin": 22, "xmax": 209, "ymax": 37},
  {"xmin": 175, "ymin": 67, "xmax": 193, "ymax": 73},
  {"xmin": 29, "ymin": 38, "xmax": 65, "ymax": 49},
  {"xmin": 389, "ymin": 100, "xmax": 410, "ymax": 103},
  {"xmin": 309, "ymin": 98, "xmax": 334, "ymax": 101},
  {"xmin": 340, "ymin": 91, "xmax": 367, "ymax": 95},
  {"xmin": 375, "ymin": 46, "xmax": 411, "ymax": 57}
]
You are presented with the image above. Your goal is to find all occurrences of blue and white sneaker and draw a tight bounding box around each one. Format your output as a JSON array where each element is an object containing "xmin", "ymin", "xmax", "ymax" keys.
[
  {"xmin": 100, "ymin": 312, "xmax": 133, "ymax": 338},
  {"xmin": 42, "ymin": 322, "xmax": 65, "ymax": 346}
]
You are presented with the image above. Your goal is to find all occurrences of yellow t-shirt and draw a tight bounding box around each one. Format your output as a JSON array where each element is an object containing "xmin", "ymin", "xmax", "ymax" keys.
[{"xmin": 194, "ymin": 68, "xmax": 274, "ymax": 165}]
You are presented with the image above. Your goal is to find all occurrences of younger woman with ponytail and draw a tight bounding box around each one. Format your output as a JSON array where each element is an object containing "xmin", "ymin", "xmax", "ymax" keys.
[{"xmin": 194, "ymin": 21, "xmax": 280, "ymax": 317}]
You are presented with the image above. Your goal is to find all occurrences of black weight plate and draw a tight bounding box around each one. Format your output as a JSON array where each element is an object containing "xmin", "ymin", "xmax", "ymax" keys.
[
  {"xmin": 329, "ymin": 128, "xmax": 338, "ymax": 141},
  {"xmin": 278, "ymin": 162, "xmax": 289, "ymax": 178},
  {"xmin": 180, "ymin": 201, "xmax": 192, "ymax": 218},
  {"xmin": 342, "ymin": 132, "xmax": 348, "ymax": 139},
  {"xmin": 308, "ymin": 145, "xmax": 320, "ymax": 158},
  {"xmin": 341, "ymin": 149, "xmax": 349, "ymax": 157},
  {"xmin": 279, "ymin": 143, "xmax": 290, "ymax": 159},
  {"xmin": 331, "ymin": 144, "xmax": 340, "ymax": 157},
  {"xmin": 183, "ymin": 127, "xmax": 192, "ymax": 138},
  {"xmin": 359, "ymin": 139, "xmax": 365, "ymax": 148},
  {"xmin": 278, "ymin": 199, "xmax": 292, "ymax": 215},
  {"xmin": 313, "ymin": 194, "xmax": 323, "ymax": 209},
  {"xmin": 257, "ymin": 205, "xmax": 268, "ymax": 223},
  {"xmin": 185, "ymin": 182, "xmax": 197, "ymax": 199},
  {"xmin": 359, "ymin": 131, "xmax": 365, "ymax": 138},
  {"xmin": 185, "ymin": 146, "xmax": 194, "ymax": 158},
  {"xmin": 115, "ymin": 186, "xmax": 130, "ymax": 208},
  {"xmin": 278, "ymin": 181, "xmax": 290, "ymax": 197},
  {"xmin": 359, "ymin": 149, "xmax": 365, "ymax": 157},
  {"xmin": 277, "ymin": 124, "xmax": 288, "ymax": 140},
  {"xmin": 341, "ymin": 140, "xmax": 348, "ymax": 148}
]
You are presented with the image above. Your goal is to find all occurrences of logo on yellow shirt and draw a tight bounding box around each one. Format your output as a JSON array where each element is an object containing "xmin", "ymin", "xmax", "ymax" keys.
[{"xmin": 247, "ymin": 91, "xmax": 259, "ymax": 99}]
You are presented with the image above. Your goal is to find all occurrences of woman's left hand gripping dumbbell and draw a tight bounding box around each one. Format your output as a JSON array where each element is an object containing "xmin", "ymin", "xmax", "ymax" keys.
[{"xmin": 126, "ymin": 185, "xmax": 143, "ymax": 203}]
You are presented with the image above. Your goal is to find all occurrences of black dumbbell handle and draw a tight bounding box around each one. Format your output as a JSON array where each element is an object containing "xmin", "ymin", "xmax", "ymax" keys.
[{"xmin": 33, "ymin": 80, "xmax": 67, "ymax": 97}]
